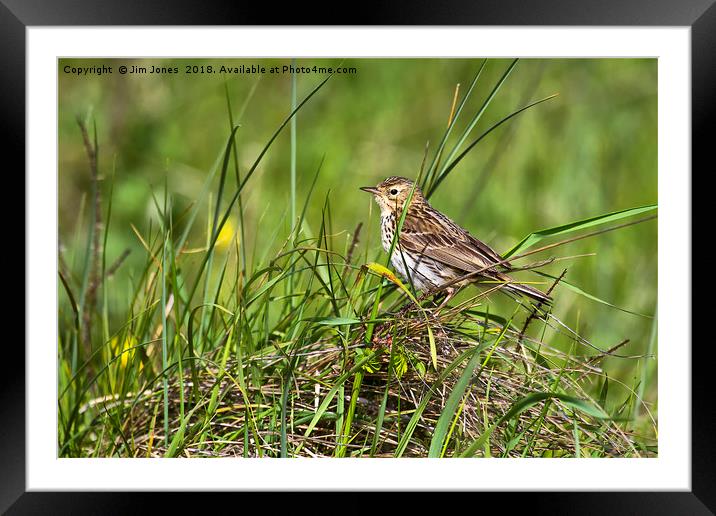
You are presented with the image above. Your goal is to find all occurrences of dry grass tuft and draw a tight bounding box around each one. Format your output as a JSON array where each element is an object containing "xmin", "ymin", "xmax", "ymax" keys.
[{"xmin": 107, "ymin": 302, "xmax": 652, "ymax": 458}]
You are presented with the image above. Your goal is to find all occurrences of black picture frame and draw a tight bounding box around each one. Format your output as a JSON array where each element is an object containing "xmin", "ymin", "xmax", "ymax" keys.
[{"xmin": 5, "ymin": 1, "xmax": 708, "ymax": 513}]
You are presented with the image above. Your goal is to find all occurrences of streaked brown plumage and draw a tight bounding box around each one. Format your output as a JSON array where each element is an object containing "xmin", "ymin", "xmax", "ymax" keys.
[{"xmin": 360, "ymin": 176, "xmax": 550, "ymax": 305}]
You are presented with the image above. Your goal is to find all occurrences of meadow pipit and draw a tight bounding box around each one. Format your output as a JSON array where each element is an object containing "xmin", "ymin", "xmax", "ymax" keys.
[{"xmin": 360, "ymin": 176, "xmax": 550, "ymax": 307}]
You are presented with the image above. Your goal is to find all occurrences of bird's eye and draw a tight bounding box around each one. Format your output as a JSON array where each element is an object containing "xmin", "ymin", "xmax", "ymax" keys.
[{"xmin": 390, "ymin": 188, "xmax": 398, "ymax": 195}]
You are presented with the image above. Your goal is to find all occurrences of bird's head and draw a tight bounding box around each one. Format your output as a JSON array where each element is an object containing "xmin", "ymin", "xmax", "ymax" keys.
[{"xmin": 360, "ymin": 176, "xmax": 424, "ymax": 215}]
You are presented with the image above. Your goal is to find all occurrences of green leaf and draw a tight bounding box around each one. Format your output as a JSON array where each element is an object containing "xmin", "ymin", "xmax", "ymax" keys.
[
  {"xmin": 503, "ymin": 204, "xmax": 657, "ymax": 259},
  {"xmin": 391, "ymin": 350, "xmax": 408, "ymax": 379},
  {"xmin": 428, "ymin": 348, "xmax": 482, "ymax": 457},
  {"xmin": 427, "ymin": 325, "xmax": 437, "ymax": 371},
  {"xmin": 312, "ymin": 317, "xmax": 363, "ymax": 326},
  {"xmin": 394, "ymin": 345, "xmax": 486, "ymax": 457}
]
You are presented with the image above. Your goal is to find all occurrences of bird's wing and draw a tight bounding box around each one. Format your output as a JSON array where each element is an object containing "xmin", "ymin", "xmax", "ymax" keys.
[{"xmin": 398, "ymin": 205, "xmax": 509, "ymax": 274}]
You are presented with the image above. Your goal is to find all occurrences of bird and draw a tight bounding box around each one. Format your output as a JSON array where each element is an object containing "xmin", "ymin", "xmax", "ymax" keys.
[{"xmin": 360, "ymin": 176, "xmax": 551, "ymax": 307}]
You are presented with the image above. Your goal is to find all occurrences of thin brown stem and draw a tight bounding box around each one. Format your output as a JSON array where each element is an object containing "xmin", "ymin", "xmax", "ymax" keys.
[
  {"xmin": 520, "ymin": 268, "xmax": 566, "ymax": 342},
  {"xmin": 77, "ymin": 117, "xmax": 102, "ymax": 353},
  {"xmin": 345, "ymin": 222, "xmax": 362, "ymax": 265},
  {"xmin": 104, "ymin": 248, "xmax": 131, "ymax": 279}
]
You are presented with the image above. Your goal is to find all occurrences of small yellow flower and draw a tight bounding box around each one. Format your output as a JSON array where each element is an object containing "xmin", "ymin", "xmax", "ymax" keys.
[
  {"xmin": 215, "ymin": 219, "xmax": 237, "ymax": 250},
  {"xmin": 110, "ymin": 335, "xmax": 141, "ymax": 370}
]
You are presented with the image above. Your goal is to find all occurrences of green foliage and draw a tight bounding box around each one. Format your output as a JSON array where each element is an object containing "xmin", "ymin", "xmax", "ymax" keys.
[{"xmin": 57, "ymin": 58, "xmax": 657, "ymax": 458}]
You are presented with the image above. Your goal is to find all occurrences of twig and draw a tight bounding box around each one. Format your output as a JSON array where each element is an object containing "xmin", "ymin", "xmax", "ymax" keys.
[
  {"xmin": 575, "ymin": 339, "xmax": 631, "ymax": 383},
  {"xmin": 104, "ymin": 249, "xmax": 131, "ymax": 280},
  {"xmin": 520, "ymin": 268, "xmax": 566, "ymax": 340},
  {"xmin": 508, "ymin": 269, "xmax": 566, "ymax": 377},
  {"xmin": 505, "ymin": 257, "xmax": 555, "ymax": 272},
  {"xmin": 586, "ymin": 339, "xmax": 631, "ymax": 366},
  {"xmin": 345, "ymin": 222, "xmax": 362, "ymax": 265}
]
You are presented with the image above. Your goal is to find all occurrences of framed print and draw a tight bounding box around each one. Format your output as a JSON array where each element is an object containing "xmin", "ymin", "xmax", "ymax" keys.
[{"xmin": 6, "ymin": 0, "xmax": 709, "ymax": 513}]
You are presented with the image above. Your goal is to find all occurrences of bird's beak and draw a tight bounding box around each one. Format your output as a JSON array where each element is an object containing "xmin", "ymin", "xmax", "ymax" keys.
[{"xmin": 360, "ymin": 186, "xmax": 380, "ymax": 194}]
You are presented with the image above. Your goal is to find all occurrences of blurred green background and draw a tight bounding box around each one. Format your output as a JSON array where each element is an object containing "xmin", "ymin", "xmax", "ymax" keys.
[{"xmin": 58, "ymin": 58, "xmax": 657, "ymax": 408}]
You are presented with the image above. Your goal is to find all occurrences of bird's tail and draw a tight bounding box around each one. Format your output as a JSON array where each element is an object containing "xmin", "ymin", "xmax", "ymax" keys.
[{"xmin": 504, "ymin": 282, "xmax": 552, "ymax": 305}]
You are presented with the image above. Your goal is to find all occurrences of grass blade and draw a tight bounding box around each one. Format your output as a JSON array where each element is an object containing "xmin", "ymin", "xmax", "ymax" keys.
[
  {"xmin": 536, "ymin": 271, "xmax": 653, "ymax": 318},
  {"xmin": 428, "ymin": 93, "xmax": 558, "ymax": 196},
  {"xmin": 504, "ymin": 204, "xmax": 657, "ymax": 259},
  {"xmin": 426, "ymin": 59, "xmax": 519, "ymax": 197},
  {"xmin": 428, "ymin": 347, "xmax": 482, "ymax": 457}
]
